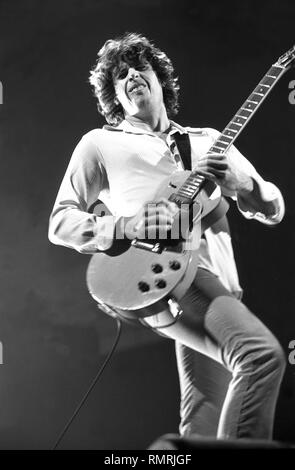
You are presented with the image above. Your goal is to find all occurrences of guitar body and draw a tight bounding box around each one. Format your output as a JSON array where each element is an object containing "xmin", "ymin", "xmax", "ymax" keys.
[{"xmin": 87, "ymin": 170, "xmax": 227, "ymax": 320}]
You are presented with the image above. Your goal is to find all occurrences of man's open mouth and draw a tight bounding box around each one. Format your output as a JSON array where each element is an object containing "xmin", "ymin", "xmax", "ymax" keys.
[{"xmin": 128, "ymin": 82, "xmax": 147, "ymax": 95}]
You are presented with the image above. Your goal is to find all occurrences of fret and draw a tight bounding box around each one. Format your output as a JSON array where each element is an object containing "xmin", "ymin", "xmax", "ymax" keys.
[
  {"xmin": 190, "ymin": 174, "xmax": 204, "ymax": 181},
  {"xmin": 189, "ymin": 179, "xmax": 204, "ymax": 187},
  {"xmin": 272, "ymin": 64, "xmax": 284, "ymax": 70},
  {"xmin": 187, "ymin": 175, "xmax": 202, "ymax": 183},
  {"xmin": 214, "ymin": 142, "xmax": 227, "ymax": 149},
  {"xmin": 243, "ymin": 103, "xmax": 256, "ymax": 110},
  {"xmin": 258, "ymin": 84, "xmax": 270, "ymax": 88},
  {"xmin": 180, "ymin": 184, "xmax": 196, "ymax": 190},
  {"xmin": 210, "ymin": 146, "xmax": 223, "ymax": 153},
  {"xmin": 218, "ymin": 136, "xmax": 232, "ymax": 144},
  {"xmin": 190, "ymin": 179, "xmax": 203, "ymax": 185},
  {"xmin": 269, "ymin": 65, "xmax": 284, "ymax": 74},
  {"xmin": 220, "ymin": 134, "xmax": 233, "ymax": 140},
  {"xmin": 183, "ymin": 180, "xmax": 200, "ymax": 189},
  {"xmin": 184, "ymin": 180, "xmax": 199, "ymax": 185},
  {"xmin": 183, "ymin": 185, "xmax": 201, "ymax": 193},
  {"xmin": 179, "ymin": 192, "xmax": 194, "ymax": 198},
  {"xmin": 265, "ymin": 74, "xmax": 277, "ymax": 79},
  {"xmin": 271, "ymin": 64, "xmax": 284, "ymax": 69},
  {"xmin": 180, "ymin": 188, "xmax": 194, "ymax": 196},
  {"xmin": 250, "ymin": 93, "xmax": 264, "ymax": 102},
  {"xmin": 178, "ymin": 189, "xmax": 194, "ymax": 196},
  {"xmin": 241, "ymin": 107, "xmax": 253, "ymax": 113},
  {"xmin": 191, "ymin": 174, "xmax": 203, "ymax": 181},
  {"xmin": 190, "ymin": 179, "xmax": 203, "ymax": 187},
  {"xmin": 182, "ymin": 186, "xmax": 196, "ymax": 192},
  {"xmin": 235, "ymin": 114, "xmax": 248, "ymax": 120},
  {"xmin": 182, "ymin": 179, "xmax": 197, "ymax": 185},
  {"xmin": 224, "ymin": 128, "xmax": 238, "ymax": 136},
  {"xmin": 246, "ymin": 100, "xmax": 259, "ymax": 105},
  {"xmin": 260, "ymin": 76, "xmax": 277, "ymax": 87},
  {"xmin": 179, "ymin": 184, "xmax": 201, "ymax": 197},
  {"xmin": 228, "ymin": 122, "xmax": 242, "ymax": 130}
]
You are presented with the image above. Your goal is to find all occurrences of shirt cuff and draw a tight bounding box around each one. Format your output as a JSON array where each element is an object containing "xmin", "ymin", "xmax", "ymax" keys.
[
  {"xmin": 78, "ymin": 215, "xmax": 116, "ymax": 253},
  {"xmin": 236, "ymin": 181, "xmax": 285, "ymax": 225}
]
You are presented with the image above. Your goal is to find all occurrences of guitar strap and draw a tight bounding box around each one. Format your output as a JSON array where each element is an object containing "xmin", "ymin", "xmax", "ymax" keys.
[
  {"xmin": 173, "ymin": 131, "xmax": 229, "ymax": 231},
  {"xmin": 173, "ymin": 132, "xmax": 192, "ymax": 170}
]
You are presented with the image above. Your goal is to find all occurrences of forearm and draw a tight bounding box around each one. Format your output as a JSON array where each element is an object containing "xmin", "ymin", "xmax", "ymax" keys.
[
  {"xmin": 48, "ymin": 133, "xmax": 115, "ymax": 252},
  {"xmin": 204, "ymin": 128, "xmax": 285, "ymax": 225}
]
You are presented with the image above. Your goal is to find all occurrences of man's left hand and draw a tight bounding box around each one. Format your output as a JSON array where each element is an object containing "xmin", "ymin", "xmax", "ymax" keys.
[{"xmin": 195, "ymin": 152, "xmax": 254, "ymax": 196}]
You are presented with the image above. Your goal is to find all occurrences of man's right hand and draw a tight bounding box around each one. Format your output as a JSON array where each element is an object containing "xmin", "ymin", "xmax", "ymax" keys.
[{"xmin": 119, "ymin": 197, "xmax": 179, "ymax": 241}]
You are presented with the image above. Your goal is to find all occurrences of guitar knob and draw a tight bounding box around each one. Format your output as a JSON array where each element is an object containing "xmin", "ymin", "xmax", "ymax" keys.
[
  {"xmin": 155, "ymin": 279, "xmax": 167, "ymax": 289},
  {"xmin": 138, "ymin": 281, "xmax": 150, "ymax": 292},
  {"xmin": 169, "ymin": 260, "xmax": 181, "ymax": 270},
  {"xmin": 151, "ymin": 263, "xmax": 163, "ymax": 273}
]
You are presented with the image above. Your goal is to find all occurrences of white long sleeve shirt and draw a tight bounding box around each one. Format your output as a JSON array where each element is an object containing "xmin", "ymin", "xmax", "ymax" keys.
[{"xmin": 48, "ymin": 120, "xmax": 284, "ymax": 295}]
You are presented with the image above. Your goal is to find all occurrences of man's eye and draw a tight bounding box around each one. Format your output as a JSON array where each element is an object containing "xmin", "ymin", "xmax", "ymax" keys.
[
  {"xmin": 137, "ymin": 64, "xmax": 148, "ymax": 71},
  {"xmin": 118, "ymin": 69, "xmax": 128, "ymax": 79},
  {"xmin": 114, "ymin": 67, "xmax": 128, "ymax": 80}
]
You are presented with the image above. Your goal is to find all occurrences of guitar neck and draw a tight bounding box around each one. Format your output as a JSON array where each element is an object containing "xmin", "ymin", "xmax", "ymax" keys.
[
  {"xmin": 176, "ymin": 62, "xmax": 287, "ymax": 201},
  {"xmin": 208, "ymin": 63, "xmax": 286, "ymax": 154}
]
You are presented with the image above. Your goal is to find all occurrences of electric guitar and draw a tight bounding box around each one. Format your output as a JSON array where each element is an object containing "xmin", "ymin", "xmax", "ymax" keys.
[{"xmin": 87, "ymin": 45, "xmax": 295, "ymax": 321}]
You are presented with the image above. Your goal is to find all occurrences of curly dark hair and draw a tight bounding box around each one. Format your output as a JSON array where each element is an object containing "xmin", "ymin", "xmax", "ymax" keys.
[{"xmin": 89, "ymin": 32, "xmax": 180, "ymax": 126}]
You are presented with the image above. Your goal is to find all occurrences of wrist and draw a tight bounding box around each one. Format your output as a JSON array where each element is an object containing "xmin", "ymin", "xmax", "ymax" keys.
[
  {"xmin": 114, "ymin": 216, "xmax": 137, "ymax": 241},
  {"xmin": 237, "ymin": 175, "xmax": 254, "ymax": 197}
]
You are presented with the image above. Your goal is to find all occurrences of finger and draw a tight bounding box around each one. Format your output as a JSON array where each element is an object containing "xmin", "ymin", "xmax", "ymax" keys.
[
  {"xmin": 144, "ymin": 223, "xmax": 173, "ymax": 231},
  {"xmin": 198, "ymin": 160, "xmax": 228, "ymax": 171},
  {"xmin": 155, "ymin": 198, "xmax": 178, "ymax": 214},
  {"xmin": 144, "ymin": 204, "xmax": 176, "ymax": 220},
  {"xmin": 198, "ymin": 154, "xmax": 227, "ymax": 163},
  {"xmin": 199, "ymin": 152, "xmax": 226, "ymax": 159},
  {"xmin": 145, "ymin": 213, "xmax": 174, "ymax": 227},
  {"xmin": 134, "ymin": 218, "xmax": 145, "ymax": 232},
  {"xmin": 156, "ymin": 197, "xmax": 171, "ymax": 205},
  {"xmin": 144, "ymin": 223, "xmax": 172, "ymax": 240},
  {"xmin": 198, "ymin": 155, "xmax": 227, "ymax": 167},
  {"xmin": 207, "ymin": 169, "xmax": 227, "ymax": 179},
  {"xmin": 152, "ymin": 197, "xmax": 171, "ymax": 208},
  {"xmin": 214, "ymin": 171, "xmax": 227, "ymax": 180},
  {"xmin": 206, "ymin": 156, "xmax": 227, "ymax": 164},
  {"xmin": 194, "ymin": 170, "xmax": 221, "ymax": 181},
  {"xmin": 206, "ymin": 153, "xmax": 226, "ymax": 159}
]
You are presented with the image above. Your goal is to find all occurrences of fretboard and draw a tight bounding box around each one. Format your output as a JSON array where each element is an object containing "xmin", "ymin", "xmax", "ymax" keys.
[{"xmin": 175, "ymin": 63, "xmax": 286, "ymax": 201}]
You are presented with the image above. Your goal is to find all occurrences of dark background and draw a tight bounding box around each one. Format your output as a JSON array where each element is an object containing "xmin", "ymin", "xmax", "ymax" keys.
[{"xmin": 0, "ymin": 0, "xmax": 294, "ymax": 450}]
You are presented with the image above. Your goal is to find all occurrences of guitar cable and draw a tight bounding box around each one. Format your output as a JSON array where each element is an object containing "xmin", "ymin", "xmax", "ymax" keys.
[{"xmin": 51, "ymin": 316, "xmax": 122, "ymax": 450}]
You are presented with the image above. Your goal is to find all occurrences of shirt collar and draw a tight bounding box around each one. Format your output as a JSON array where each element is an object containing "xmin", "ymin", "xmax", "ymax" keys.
[
  {"xmin": 169, "ymin": 120, "xmax": 188, "ymax": 135},
  {"xmin": 103, "ymin": 119, "xmax": 188, "ymax": 138}
]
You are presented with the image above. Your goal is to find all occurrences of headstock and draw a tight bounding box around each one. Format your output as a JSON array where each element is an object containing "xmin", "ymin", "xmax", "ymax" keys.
[{"xmin": 275, "ymin": 45, "xmax": 295, "ymax": 69}]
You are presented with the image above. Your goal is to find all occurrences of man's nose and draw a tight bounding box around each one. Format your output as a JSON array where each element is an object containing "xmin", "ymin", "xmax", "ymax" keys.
[{"xmin": 128, "ymin": 68, "xmax": 139, "ymax": 79}]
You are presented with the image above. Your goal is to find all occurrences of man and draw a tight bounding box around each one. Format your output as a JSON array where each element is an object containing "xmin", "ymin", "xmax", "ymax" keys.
[{"xmin": 48, "ymin": 33, "xmax": 286, "ymax": 440}]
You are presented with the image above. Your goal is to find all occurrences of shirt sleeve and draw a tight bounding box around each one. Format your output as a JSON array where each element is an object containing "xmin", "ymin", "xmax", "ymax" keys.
[
  {"xmin": 48, "ymin": 133, "xmax": 116, "ymax": 253},
  {"xmin": 205, "ymin": 128, "xmax": 285, "ymax": 225}
]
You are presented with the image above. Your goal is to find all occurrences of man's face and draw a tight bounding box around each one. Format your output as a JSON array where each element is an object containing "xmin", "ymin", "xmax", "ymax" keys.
[{"xmin": 113, "ymin": 61, "xmax": 164, "ymax": 118}]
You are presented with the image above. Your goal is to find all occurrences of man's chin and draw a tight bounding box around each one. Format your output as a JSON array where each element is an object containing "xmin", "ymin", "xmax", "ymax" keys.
[{"xmin": 129, "ymin": 99, "xmax": 150, "ymax": 113}]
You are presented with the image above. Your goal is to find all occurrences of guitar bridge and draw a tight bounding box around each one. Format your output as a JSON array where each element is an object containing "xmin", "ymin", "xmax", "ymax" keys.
[{"xmin": 131, "ymin": 239, "xmax": 163, "ymax": 253}]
